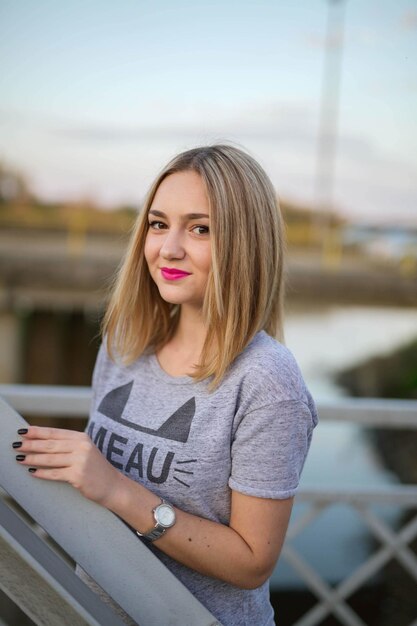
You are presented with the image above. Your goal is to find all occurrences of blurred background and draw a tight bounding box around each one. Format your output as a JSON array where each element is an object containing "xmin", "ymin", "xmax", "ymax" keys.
[{"xmin": 0, "ymin": 1, "xmax": 416, "ymax": 625}]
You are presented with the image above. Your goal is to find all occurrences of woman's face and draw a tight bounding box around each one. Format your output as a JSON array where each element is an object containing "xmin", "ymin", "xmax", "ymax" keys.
[{"xmin": 144, "ymin": 170, "xmax": 212, "ymax": 311}]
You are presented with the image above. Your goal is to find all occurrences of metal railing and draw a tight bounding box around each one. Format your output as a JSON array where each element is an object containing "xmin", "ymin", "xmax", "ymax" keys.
[
  {"xmin": 284, "ymin": 487, "xmax": 417, "ymax": 626},
  {"xmin": 0, "ymin": 392, "xmax": 220, "ymax": 626},
  {"xmin": 1, "ymin": 385, "xmax": 417, "ymax": 626}
]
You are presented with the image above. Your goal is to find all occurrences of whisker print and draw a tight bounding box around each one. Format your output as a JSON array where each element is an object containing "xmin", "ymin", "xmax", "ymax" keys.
[
  {"xmin": 175, "ymin": 459, "xmax": 197, "ymax": 464},
  {"xmin": 174, "ymin": 469, "xmax": 194, "ymax": 475},
  {"xmin": 173, "ymin": 476, "xmax": 191, "ymax": 488}
]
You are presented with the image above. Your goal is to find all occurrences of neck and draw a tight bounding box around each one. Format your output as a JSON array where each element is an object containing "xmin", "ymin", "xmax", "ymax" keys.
[
  {"xmin": 172, "ymin": 305, "xmax": 208, "ymax": 356},
  {"xmin": 155, "ymin": 305, "xmax": 211, "ymax": 377}
]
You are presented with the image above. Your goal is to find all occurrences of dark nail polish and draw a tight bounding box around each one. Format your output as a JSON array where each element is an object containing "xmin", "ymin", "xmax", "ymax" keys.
[
  {"xmin": 17, "ymin": 428, "xmax": 28, "ymax": 435},
  {"xmin": 16, "ymin": 454, "xmax": 26, "ymax": 461},
  {"xmin": 12, "ymin": 441, "xmax": 22, "ymax": 449},
  {"xmin": 28, "ymin": 468, "xmax": 36, "ymax": 473}
]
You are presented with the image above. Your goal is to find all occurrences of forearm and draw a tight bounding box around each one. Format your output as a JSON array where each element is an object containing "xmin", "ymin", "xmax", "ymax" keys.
[{"xmin": 104, "ymin": 471, "xmax": 268, "ymax": 589}]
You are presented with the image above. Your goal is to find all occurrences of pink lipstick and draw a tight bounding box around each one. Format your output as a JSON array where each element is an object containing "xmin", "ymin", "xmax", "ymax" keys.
[{"xmin": 161, "ymin": 267, "xmax": 191, "ymax": 281}]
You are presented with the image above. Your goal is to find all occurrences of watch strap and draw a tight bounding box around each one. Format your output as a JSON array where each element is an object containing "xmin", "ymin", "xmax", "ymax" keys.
[{"xmin": 142, "ymin": 526, "xmax": 167, "ymax": 542}]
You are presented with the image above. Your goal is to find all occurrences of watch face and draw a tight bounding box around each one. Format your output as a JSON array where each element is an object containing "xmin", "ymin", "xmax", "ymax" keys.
[{"xmin": 157, "ymin": 503, "xmax": 176, "ymax": 527}]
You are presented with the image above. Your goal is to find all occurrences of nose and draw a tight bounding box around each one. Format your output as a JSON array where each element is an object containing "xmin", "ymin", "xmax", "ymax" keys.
[{"xmin": 159, "ymin": 227, "xmax": 186, "ymax": 260}]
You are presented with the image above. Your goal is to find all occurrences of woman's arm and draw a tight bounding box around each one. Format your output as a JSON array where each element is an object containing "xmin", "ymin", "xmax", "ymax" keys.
[
  {"xmin": 13, "ymin": 426, "xmax": 293, "ymax": 589},
  {"xmin": 106, "ymin": 469, "xmax": 293, "ymax": 589}
]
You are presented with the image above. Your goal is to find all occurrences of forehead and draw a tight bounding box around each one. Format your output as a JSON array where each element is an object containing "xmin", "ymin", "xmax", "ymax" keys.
[{"xmin": 151, "ymin": 171, "xmax": 209, "ymax": 214}]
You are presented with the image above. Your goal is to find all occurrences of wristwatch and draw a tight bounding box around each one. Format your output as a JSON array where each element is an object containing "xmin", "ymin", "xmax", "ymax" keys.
[{"xmin": 136, "ymin": 498, "xmax": 176, "ymax": 542}]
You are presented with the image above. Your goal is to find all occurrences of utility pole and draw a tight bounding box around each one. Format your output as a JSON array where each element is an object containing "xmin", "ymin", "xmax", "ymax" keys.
[{"xmin": 313, "ymin": 0, "xmax": 347, "ymax": 268}]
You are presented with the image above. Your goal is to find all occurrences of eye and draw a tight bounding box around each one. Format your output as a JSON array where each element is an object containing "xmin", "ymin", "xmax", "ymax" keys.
[
  {"xmin": 149, "ymin": 220, "xmax": 167, "ymax": 230},
  {"xmin": 192, "ymin": 225, "xmax": 210, "ymax": 235}
]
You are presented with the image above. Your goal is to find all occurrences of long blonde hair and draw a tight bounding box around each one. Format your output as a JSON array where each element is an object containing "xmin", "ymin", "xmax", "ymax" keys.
[{"xmin": 102, "ymin": 144, "xmax": 286, "ymax": 390}]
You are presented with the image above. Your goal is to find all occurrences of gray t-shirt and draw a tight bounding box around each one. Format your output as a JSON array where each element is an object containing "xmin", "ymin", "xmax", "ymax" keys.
[{"xmin": 76, "ymin": 330, "xmax": 318, "ymax": 626}]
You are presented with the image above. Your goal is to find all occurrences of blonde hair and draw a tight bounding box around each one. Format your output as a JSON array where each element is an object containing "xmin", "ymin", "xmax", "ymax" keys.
[{"xmin": 102, "ymin": 144, "xmax": 286, "ymax": 390}]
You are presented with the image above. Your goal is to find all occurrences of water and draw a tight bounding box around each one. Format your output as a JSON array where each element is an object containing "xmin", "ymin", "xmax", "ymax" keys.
[
  {"xmin": 285, "ymin": 302, "xmax": 417, "ymax": 398},
  {"xmin": 270, "ymin": 303, "xmax": 417, "ymax": 588}
]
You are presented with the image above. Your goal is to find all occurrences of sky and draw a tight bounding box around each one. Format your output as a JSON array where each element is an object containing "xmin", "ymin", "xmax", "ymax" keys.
[{"xmin": 0, "ymin": 0, "xmax": 416, "ymax": 224}]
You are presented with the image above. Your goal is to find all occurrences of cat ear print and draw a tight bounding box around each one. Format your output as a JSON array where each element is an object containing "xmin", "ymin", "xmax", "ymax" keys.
[
  {"xmin": 98, "ymin": 381, "xmax": 133, "ymax": 421},
  {"xmin": 153, "ymin": 398, "xmax": 195, "ymax": 443},
  {"xmin": 98, "ymin": 382, "xmax": 196, "ymax": 443}
]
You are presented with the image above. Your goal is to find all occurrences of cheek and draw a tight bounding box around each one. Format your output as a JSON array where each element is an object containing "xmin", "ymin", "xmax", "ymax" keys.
[
  {"xmin": 144, "ymin": 235, "xmax": 156, "ymax": 265},
  {"xmin": 200, "ymin": 247, "xmax": 212, "ymax": 277}
]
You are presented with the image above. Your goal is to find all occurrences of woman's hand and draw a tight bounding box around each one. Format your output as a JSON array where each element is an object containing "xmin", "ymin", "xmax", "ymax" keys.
[{"xmin": 12, "ymin": 426, "xmax": 121, "ymax": 507}]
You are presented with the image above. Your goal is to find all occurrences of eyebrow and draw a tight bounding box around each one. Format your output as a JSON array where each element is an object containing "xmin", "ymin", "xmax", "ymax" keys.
[{"xmin": 148, "ymin": 209, "xmax": 209, "ymax": 220}]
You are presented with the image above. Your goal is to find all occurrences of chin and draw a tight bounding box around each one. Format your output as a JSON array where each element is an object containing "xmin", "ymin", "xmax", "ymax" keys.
[
  {"xmin": 161, "ymin": 296, "xmax": 186, "ymax": 305},
  {"xmin": 157, "ymin": 289, "xmax": 203, "ymax": 309},
  {"xmin": 157, "ymin": 288, "xmax": 188, "ymax": 306}
]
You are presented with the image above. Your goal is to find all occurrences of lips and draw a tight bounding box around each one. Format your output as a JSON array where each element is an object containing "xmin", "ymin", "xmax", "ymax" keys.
[{"xmin": 161, "ymin": 267, "xmax": 191, "ymax": 280}]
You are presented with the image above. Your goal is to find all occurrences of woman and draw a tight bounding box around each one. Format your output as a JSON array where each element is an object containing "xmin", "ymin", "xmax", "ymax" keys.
[{"xmin": 13, "ymin": 145, "xmax": 318, "ymax": 626}]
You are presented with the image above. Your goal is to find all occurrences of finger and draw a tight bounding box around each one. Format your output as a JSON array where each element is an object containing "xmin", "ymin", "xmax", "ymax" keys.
[
  {"xmin": 27, "ymin": 467, "xmax": 68, "ymax": 482},
  {"xmin": 16, "ymin": 453, "xmax": 73, "ymax": 468},
  {"xmin": 14, "ymin": 438, "xmax": 76, "ymax": 454},
  {"xmin": 18, "ymin": 426, "xmax": 88, "ymax": 441}
]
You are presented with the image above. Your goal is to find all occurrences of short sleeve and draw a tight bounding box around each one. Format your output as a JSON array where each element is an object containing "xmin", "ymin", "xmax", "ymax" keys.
[
  {"xmin": 91, "ymin": 341, "xmax": 107, "ymax": 390},
  {"xmin": 86, "ymin": 342, "xmax": 107, "ymax": 433},
  {"xmin": 228, "ymin": 399, "xmax": 317, "ymax": 499}
]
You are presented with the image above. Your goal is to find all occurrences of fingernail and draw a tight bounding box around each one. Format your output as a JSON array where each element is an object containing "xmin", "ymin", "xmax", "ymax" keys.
[
  {"xmin": 28, "ymin": 468, "xmax": 36, "ymax": 473},
  {"xmin": 16, "ymin": 454, "xmax": 26, "ymax": 461},
  {"xmin": 12, "ymin": 441, "xmax": 22, "ymax": 449},
  {"xmin": 17, "ymin": 428, "xmax": 28, "ymax": 435}
]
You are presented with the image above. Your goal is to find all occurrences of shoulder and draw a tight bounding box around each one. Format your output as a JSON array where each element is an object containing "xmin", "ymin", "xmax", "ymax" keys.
[
  {"xmin": 248, "ymin": 331, "xmax": 302, "ymax": 376},
  {"xmin": 91, "ymin": 338, "xmax": 144, "ymax": 386},
  {"xmin": 234, "ymin": 331, "xmax": 304, "ymax": 395},
  {"xmin": 224, "ymin": 331, "xmax": 317, "ymax": 415}
]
